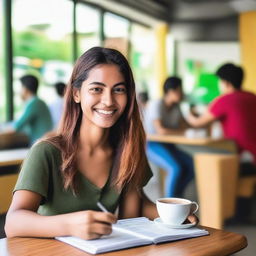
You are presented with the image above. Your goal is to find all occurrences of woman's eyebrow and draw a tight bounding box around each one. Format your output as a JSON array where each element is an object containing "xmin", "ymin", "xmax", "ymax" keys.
[{"xmin": 88, "ymin": 82, "xmax": 126, "ymax": 87}]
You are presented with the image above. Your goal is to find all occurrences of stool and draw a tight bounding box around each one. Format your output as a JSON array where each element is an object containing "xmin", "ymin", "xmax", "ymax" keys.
[{"xmin": 194, "ymin": 153, "xmax": 239, "ymax": 229}]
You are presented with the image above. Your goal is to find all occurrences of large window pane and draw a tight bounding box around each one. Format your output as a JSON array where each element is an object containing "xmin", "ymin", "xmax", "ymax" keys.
[
  {"xmin": 77, "ymin": 3, "xmax": 100, "ymax": 55},
  {"xmin": 0, "ymin": 2, "xmax": 5, "ymax": 122},
  {"xmin": 12, "ymin": 0, "xmax": 73, "ymax": 118},
  {"xmin": 104, "ymin": 12, "xmax": 129, "ymax": 57},
  {"xmin": 130, "ymin": 24, "xmax": 155, "ymax": 97}
]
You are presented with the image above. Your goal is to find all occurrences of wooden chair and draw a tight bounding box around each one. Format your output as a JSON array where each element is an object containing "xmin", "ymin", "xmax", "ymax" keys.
[{"xmin": 0, "ymin": 174, "xmax": 19, "ymax": 214}]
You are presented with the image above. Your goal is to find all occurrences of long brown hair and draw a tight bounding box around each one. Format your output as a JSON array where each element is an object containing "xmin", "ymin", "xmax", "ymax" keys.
[{"xmin": 46, "ymin": 47, "xmax": 148, "ymax": 193}]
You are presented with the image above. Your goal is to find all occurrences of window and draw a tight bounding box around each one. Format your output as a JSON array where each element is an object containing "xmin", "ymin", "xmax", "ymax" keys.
[
  {"xmin": 12, "ymin": 0, "xmax": 73, "ymax": 118},
  {"xmin": 104, "ymin": 12, "xmax": 130, "ymax": 57},
  {"xmin": 76, "ymin": 3, "xmax": 100, "ymax": 56},
  {"xmin": 0, "ymin": 2, "xmax": 5, "ymax": 122},
  {"xmin": 130, "ymin": 24, "xmax": 155, "ymax": 97}
]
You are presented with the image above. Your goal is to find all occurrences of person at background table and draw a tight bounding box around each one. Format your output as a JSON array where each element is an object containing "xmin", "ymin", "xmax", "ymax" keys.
[
  {"xmin": 5, "ymin": 47, "xmax": 198, "ymax": 240},
  {"xmin": 144, "ymin": 77, "xmax": 194, "ymax": 197},
  {"xmin": 49, "ymin": 82, "xmax": 66, "ymax": 129},
  {"xmin": 0, "ymin": 75, "xmax": 53, "ymax": 145},
  {"xmin": 187, "ymin": 63, "xmax": 256, "ymax": 175},
  {"xmin": 137, "ymin": 91, "xmax": 149, "ymax": 118}
]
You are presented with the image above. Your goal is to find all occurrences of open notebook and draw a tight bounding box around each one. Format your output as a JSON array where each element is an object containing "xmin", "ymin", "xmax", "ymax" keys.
[{"xmin": 56, "ymin": 217, "xmax": 209, "ymax": 254}]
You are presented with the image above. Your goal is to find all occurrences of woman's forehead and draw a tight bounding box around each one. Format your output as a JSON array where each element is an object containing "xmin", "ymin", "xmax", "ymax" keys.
[{"xmin": 84, "ymin": 64, "xmax": 124, "ymax": 82}]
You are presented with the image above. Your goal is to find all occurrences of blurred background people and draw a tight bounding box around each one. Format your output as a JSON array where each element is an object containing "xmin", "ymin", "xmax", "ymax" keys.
[
  {"xmin": 137, "ymin": 91, "xmax": 149, "ymax": 118},
  {"xmin": 49, "ymin": 82, "xmax": 66, "ymax": 129},
  {"xmin": 144, "ymin": 76, "xmax": 194, "ymax": 197},
  {"xmin": 0, "ymin": 75, "xmax": 53, "ymax": 145},
  {"xmin": 187, "ymin": 63, "xmax": 256, "ymax": 174}
]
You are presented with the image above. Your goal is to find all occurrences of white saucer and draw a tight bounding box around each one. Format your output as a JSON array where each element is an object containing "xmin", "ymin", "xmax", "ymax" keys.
[{"xmin": 153, "ymin": 217, "xmax": 196, "ymax": 229}]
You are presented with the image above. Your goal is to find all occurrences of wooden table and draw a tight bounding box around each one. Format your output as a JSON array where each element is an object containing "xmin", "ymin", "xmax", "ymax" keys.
[
  {"xmin": 147, "ymin": 134, "xmax": 239, "ymax": 229},
  {"xmin": 0, "ymin": 132, "xmax": 29, "ymax": 150},
  {"xmin": 0, "ymin": 148, "xmax": 29, "ymax": 167},
  {"xmin": 0, "ymin": 227, "xmax": 247, "ymax": 256},
  {"xmin": 147, "ymin": 134, "xmax": 234, "ymax": 149}
]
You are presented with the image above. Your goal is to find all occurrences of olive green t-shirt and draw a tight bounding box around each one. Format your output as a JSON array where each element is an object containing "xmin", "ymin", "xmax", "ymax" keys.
[{"xmin": 14, "ymin": 142, "xmax": 152, "ymax": 216}]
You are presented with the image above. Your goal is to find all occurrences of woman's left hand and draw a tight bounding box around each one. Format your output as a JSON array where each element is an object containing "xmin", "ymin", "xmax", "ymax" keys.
[{"xmin": 185, "ymin": 214, "xmax": 199, "ymax": 225}]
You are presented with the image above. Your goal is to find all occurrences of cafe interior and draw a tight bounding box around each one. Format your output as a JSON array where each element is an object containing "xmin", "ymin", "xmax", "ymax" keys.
[{"xmin": 0, "ymin": 0, "xmax": 256, "ymax": 255}]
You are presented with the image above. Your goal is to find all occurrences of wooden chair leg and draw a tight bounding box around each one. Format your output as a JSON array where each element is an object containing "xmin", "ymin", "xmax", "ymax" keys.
[{"xmin": 194, "ymin": 153, "xmax": 239, "ymax": 229}]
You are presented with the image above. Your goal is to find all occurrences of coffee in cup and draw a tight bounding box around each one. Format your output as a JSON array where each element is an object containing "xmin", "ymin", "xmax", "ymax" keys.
[{"xmin": 156, "ymin": 197, "xmax": 199, "ymax": 225}]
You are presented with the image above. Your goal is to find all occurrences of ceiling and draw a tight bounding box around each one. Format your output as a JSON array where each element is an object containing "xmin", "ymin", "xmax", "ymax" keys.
[{"xmin": 85, "ymin": 0, "xmax": 256, "ymax": 24}]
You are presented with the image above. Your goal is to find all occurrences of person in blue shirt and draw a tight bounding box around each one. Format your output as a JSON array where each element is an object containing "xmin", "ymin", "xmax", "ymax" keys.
[{"xmin": 5, "ymin": 75, "xmax": 53, "ymax": 144}]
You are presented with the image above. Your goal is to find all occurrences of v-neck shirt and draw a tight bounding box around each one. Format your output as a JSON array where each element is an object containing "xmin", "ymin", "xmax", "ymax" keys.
[{"xmin": 14, "ymin": 141, "xmax": 152, "ymax": 215}]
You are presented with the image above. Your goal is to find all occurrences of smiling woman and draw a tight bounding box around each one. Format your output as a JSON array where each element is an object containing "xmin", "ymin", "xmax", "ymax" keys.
[{"xmin": 5, "ymin": 47, "xmax": 182, "ymax": 240}]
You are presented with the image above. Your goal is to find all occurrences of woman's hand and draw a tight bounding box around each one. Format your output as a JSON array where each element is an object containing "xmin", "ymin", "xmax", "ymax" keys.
[
  {"xmin": 67, "ymin": 210, "xmax": 117, "ymax": 240},
  {"xmin": 185, "ymin": 214, "xmax": 199, "ymax": 225}
]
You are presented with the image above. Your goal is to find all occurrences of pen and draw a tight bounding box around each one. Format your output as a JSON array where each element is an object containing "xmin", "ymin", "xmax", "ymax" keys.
[
  {"xmin": 97, "ymin": 202, "xmax": 118, "ymax": 232},
  {"xmin": 97, "ymin": 201, "xmax": 109, "ymax": 213}
]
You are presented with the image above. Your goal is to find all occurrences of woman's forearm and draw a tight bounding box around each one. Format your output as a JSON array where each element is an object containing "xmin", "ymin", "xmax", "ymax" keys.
[
  {"xmin": 5, "ymin": 209, "xmax": 70, "ymax": 238},
  {"xmin": 141, "ymin": 193, "xmax": 159, "ymax": 220}
]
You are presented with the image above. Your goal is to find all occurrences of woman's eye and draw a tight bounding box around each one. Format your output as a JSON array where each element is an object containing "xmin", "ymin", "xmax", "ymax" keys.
[
  {"xmin": 89, "ymin": 87, "xmax": 102, "ymax": 93},
  {"xmin": 114, "ymin": 87, "xmax": 126, "ymax": 94}
]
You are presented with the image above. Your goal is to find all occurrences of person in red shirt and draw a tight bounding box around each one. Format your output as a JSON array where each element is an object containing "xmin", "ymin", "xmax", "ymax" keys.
[{"xmin": 188, "ymin": 63, "xmax": 256, "ymax": 174}]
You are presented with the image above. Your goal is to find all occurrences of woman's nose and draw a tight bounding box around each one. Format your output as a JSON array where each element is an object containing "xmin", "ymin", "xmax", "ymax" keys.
[{"xmin": 101, "ymin": 91, "xmax": 114, "ymax": 106}]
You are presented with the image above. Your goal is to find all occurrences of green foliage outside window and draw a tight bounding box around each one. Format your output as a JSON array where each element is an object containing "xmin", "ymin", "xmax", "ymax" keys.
[{"xmin": 13, "ymin": 31, "xmax": 72, "ymax": 62}]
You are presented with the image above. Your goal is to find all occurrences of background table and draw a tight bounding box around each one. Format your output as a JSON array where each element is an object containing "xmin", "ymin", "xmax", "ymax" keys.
[
  {"xmin": 0, "ymin": 226, "xmax": 247, "ymax": 256},
  {"xmin": 147, "ymin": 134, "xmax": 235, "ymax": 150},
  {"xmin": 147, "ymin": 134, "xmax": 238, "ymax": 229},
  {"xmin": 0, "ymin": 148, "xmax": 29, "ymax": 167},
  {"xmin": 0, "ymin": 132, "xmax": 29, "ymax": 150}
]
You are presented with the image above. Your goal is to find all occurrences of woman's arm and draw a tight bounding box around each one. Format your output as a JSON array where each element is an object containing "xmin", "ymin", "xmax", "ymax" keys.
[
  {"xmin": 5, "ymin": 190, "xmax": 116, "ymax": 239},
  {"xmin": 118, "ymin": 187, "xmax": 158, "ymax": 219},
  {"xmin": 153, "ymin": 120, "xmax": 185, "ymax": 135},
  {"xmin": 187, "ymin": 110, "xmax": 215, "ymax": 128}
]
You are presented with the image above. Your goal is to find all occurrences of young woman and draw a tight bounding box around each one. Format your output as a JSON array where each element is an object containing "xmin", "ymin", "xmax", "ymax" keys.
[{"xmin": 5, "ymin": 47, "xmax": 196, "ymax": 240}]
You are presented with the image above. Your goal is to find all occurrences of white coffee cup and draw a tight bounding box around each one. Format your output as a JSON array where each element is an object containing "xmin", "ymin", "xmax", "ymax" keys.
[{"xmin": 156, "ymin": 197, "xmax": 199, "ymax": 225}]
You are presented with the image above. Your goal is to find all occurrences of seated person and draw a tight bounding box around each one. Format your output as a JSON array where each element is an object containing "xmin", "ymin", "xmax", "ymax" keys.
[
  {"xmin": 187, "ymin": 63, "xmax": 256, "ymax": 174},
  {"xmin": 137, "ymin": 91, "xmax": 149, "ymax": 120},
  {"xmin": 3, "ymin": 75, "xmax": 53, "ymax": 145},
  {"xmin": 49, "ymin": 82, "xmax": 66, "ymax": 129},
  {"xmin": 144, "ymin": 77, "xmax": 194, "ymax": 197}
]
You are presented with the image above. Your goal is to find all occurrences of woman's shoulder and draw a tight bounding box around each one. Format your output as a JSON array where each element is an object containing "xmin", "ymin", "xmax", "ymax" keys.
[{"xmin": 29, "ymin": 140, "xmax": 61, "ymax": 157}]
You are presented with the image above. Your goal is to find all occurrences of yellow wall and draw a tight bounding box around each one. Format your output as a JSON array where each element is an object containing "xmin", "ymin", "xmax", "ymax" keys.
[
  {"xmin": 239, "ymin": 12, "xmax": 256, "ymax": 93},
  {"xmin": 154, "ymin": 23, "xmax": 168, "ymax": 97}
]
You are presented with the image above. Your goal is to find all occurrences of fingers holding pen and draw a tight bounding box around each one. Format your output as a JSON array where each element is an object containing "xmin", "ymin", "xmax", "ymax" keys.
[{"xmin": 67, "ymin": 210, "xmax": 117, "ymax": 240}]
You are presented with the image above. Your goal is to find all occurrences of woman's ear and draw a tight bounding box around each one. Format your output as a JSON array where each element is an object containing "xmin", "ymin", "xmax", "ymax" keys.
[{"xmin": 73, "ymin": 89, "xmax": 81, "ymax": 103}]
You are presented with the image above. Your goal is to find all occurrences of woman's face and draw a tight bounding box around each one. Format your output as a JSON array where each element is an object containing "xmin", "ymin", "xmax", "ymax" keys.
[{"xmin": 74, "ymin": 64, "xmax": 128, "ymax": 129}]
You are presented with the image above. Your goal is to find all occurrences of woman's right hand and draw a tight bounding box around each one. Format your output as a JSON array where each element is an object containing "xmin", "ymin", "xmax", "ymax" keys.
[{"xmin": 67, "ymin": 210, "xmax": 117, "ymax": 240}]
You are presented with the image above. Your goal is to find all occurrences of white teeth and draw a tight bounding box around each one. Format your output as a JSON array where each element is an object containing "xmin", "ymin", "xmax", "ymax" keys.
[{"xmin": 96, "ymin": 109, "xmax": 115, "ymax": 115}]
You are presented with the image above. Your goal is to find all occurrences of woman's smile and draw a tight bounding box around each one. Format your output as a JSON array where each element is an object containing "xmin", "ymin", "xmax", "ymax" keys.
[{"xmin": 94, "ymin": 108, "xmax": 116, "ymax": 116}]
